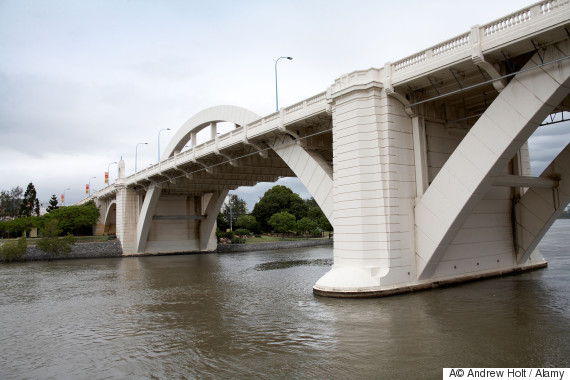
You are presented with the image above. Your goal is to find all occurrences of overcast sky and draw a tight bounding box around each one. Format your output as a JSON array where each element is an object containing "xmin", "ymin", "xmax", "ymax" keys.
[{"xmin": 1, "ymin": 0, "xmax": 568, "ymax": 211}]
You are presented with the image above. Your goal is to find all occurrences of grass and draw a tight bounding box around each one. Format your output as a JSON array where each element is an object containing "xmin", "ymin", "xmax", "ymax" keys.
[
  {"xmin": 255, "ymin": 258, "xmax": 333, "ymax": 270},
  {"xmin": 1, "ymin": 235, "xmax": 116, "ymax": 245},
  {"xmin": 243, "ymin": 235, "xmax": 330, "ymax": 244},
  {"xmin": 74, "ymin": 235, "xmax": 117, "ymax": 243}
]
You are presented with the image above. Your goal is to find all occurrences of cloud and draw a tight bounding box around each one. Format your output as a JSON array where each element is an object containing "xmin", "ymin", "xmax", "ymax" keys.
[
  {"xmin": 1, "ymin": 0, "xmax": 563, "ymax": 209},
  {"xmin": 528, "ymin": 120, "xmax": 570, "ymax": 176}
]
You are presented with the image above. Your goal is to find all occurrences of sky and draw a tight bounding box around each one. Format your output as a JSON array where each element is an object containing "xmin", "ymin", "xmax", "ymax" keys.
[{"xmin": 1, "ymin": 0, "xmax": 568, "ymax": 211}]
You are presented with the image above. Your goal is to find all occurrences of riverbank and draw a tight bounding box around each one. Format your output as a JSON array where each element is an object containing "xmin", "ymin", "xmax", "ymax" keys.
[
  {"xmin": 2, "ymin": 240, "xmax": 124, "ymax": 262},
  {"xmin": 217, "ymin": 238, "xmax": 333, "ymax": 253},
  {"xmin": 1, "ymin": 238, "xmax": 333, "ymax": 262}
]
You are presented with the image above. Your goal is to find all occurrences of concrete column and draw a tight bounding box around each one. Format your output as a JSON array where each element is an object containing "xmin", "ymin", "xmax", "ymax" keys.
[
  {"xmin": 273, "ymin": 142, "xmax": 334, "ymax": 224},
  {"xmin": 115, "ymin": 182, "xmax": 138, "ymax": 254},
  {"xmin": 93, "ymin": 198, "xmax": 106, "ymax": 235},
  {"xmin": 210, "ymin": 122, "xmax": 217, "ymax": 141},
  {"xmin": 314, "ymin": 82, "xmax": 417, "ymax": 294},
  {"xmin": 118, "ymin": 159, "xmax": 126, "ymax": 179},
  {"xmin": 135, "ymin": 184, "xmax": 162, "ymax": 253},
  {"xmin": 199, "ymin": 190, "xmax": 229, "ymax": 251},
  {"xmin": 516, "ymin": 143, "xmax": 570, "ymax": 264},
  {"xmin": 412, "ymin": 116, "xmax": 429, "ymax": 198}
]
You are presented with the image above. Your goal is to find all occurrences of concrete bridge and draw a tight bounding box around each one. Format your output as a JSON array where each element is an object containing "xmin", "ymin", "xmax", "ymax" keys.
[{"xmin": 82, "ymin": 1, "xmax": 570, "ymax": 297}]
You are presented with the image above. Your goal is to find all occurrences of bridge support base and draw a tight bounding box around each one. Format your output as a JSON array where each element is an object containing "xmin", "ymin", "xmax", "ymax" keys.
[
  {"xmin": 313, "ymin": 262, "xmax": 547, "ymax": 298},
  {"xmin": 314, "ymin": 41, "xmax": 567, "ymax": 298}
]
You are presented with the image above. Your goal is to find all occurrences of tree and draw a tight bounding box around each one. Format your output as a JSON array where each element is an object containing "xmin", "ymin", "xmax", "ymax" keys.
[
  {"xmin": 19, "ymin": 183, "xmax": 40, "ymax": 217},
  {"xmin": 46, "ymin": 195, "xmax": 59, "ymax": 213},
  {"xmin": 252, "ymin": 186, "xmax": 308, "ymax": 231},
  {"xmin": 36, "ymin": 219, "xmax": 76, "ymax": 257},
  {"xmin": 43, "ymin": 200, "xmax": 100, "ymax": 235},
  {"xmin": 0, "ymin": 236, "xmax": 27, "ymax": 262},
  {"xmin": 217, "ymin": 212, "xmax": 229, "ymax": 232},
  {"xmin": 235, "ymin": 214, "xmax": 260, "ymax": 234},
  {"xmin": 268, "ymin": 211, "xmax": 297, "ymax": 236},
  {"xmin": 297, "ymin": 217, "xmax": 318, "ymax": 235},
  {"xmin": 221, "ymin": 194, "xmax": 248, "ymax": 230},
  {"xmin": 0, "ymin": 186, "xmax": 23, "ymax": 219},
  {"xmin": 305, "ymin": 197, "xmax": 333, "ymax": 232}
]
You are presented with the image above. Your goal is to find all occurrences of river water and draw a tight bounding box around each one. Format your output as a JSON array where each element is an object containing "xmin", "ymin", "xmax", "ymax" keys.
[{"xmin": 1, "ymin": 220, "xmax": 569, "ymax": 379}]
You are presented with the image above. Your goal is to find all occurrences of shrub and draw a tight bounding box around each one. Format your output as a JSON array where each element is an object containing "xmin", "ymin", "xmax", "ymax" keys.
[
  {"xmin": 36, "ymin": 219, "xmax": 76, "ymax": 257},
  {"xmin": 0, "ymin": 236, "xmax": 27, "ymax": 262},
  {"xmin": 216, "ymin": 230, "xmax": 236, "ymax": 244},
  {"xmin": 231, "ymin": 237, "xmax": 246, "ymax": 244},
  {"xmin": 234, "ymin": 228, "xmax": 251, "ymax": 236}
]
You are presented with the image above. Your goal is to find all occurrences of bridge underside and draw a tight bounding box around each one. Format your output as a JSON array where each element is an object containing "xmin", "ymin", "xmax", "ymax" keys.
[
  {"xmin": 97, "ymin": 111, "xmax": 333, "ymax": 255},
  {"xmin": 90, "ymin": 18, "xmax": 570, "ymax": 297},
  {"xmin": 314, "ymin": 38, "xmax": 570, "ymax": 297}
]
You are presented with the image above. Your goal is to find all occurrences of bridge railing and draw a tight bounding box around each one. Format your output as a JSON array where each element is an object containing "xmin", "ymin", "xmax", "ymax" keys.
[
  {"xmin": 101, "ymin": 89, "xmax": 329, "ymax": 191},
  {"xmin": 388, "ymin": 0, "xmax": 569, "ymax": 86}
]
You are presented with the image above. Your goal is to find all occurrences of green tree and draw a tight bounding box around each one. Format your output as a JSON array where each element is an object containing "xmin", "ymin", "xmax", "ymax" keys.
[
  {"xmin": 217, "ymin": 212, "xmax": 229, "ymax": 232},
  {"xmin": 221, "ymin": 194, "xmax": 248, "ymax": 230},
  {"xmin": 252, "ymin": 186, "xmax": 308, "ymax": 231},
  {"xmin": 19, "ymin": 183, "xmax": 40, "ymax": 217},
  {"xmin": 305, "ymin": 197, "xmax": 333, "ymax": 232},
  {"xmin": 0, "ymin": 216, "xmax": 39, "ymax": 238},
  {"xmin": 0, "ymin": 236, "xmax": 27, "ymax": 262},
  {"xmin": 44, "ymin": 200, "xmax": 100, "ymax": 235},
  {"xmin": 268, "ymin": 211, "xmax": 297, "ymax": 236},
  {"xmin": 235, "ymin": 215, "xmax": 260, "ymax": 234},
  {"xmin": 297, "ymin": 217, "xmax": 318, "ymax": 235},
  {"xmin": 36, "ymin": 219, "xmax": 76, "ymax": 256},
  {"xmin": 46, "ymin": 195, "xmax": 59, "ymax": 212},
  {"xmin": 0, "ymin": 186, "xmax": 23, "ymax": 219}
]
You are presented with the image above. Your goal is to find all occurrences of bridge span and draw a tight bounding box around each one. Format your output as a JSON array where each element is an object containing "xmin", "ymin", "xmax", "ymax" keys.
[{"xmin": 81, "ymin": 1, "xmax": 570, "ymax": 297}]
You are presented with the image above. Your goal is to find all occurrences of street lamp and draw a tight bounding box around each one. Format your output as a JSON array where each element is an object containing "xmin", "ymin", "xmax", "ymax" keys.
[
  {"xmin": 225, "ymin": 194, "xmax": 233, "ymax": 231},
  {"xmin": 135, "ymin": 142, "xmax": 148, "ymax": 173},
  {"xmin": 158, "ymin": 128, "xmax": 171, "ymax": 162},
  {"xmin": 275, "ymin": 56, "xmax": 293, "ymax": 111},
  {"xmin": 88, "ymin": 177, "xmax": 96, "ymax": 196},
  {"xmin": 107, "ymin": 161, "xmax": 117, "ymax": 185},
  {"xmin": 62, "ymin": 188, "xmax": 70, "ymax": 206}
]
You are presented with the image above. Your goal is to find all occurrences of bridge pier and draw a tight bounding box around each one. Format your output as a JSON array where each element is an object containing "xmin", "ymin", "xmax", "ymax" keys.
[
  {"xmin": 84, "ymin": 4, "xmax": 570, "ymax": 297},
  {"xmin": 314, "ymin": 71, "xmax": 418, "ymax": 294},
  {"xmin": 314, "ymin": 41, "xmax": 569, "ymax": 297}
]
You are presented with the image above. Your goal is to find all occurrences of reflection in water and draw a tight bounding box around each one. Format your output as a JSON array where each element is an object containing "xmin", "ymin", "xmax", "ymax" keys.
[{"xmin": 0, "ymin": 221, "xmax": 569, "ymax": 378}]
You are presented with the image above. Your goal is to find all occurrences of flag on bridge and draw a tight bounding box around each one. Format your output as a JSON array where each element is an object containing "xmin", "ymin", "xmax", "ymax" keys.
[
  {"xmin": 105, "ymin": 172, "xmax": 109, "ymax": 184},
  {"xmin": 86, "ymin": 184, "xmax": 89, "ymax": 194}
]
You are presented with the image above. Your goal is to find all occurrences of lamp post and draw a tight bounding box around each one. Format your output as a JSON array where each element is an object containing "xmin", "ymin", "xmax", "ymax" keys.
[
  {"xmin": 158, "ymin": 128, "xmax": 171, "ymax": 162},
  {"xmin": 88, "ymin": 177, "xmax": 96, "ymax": 196},
  {"xmin": 135, "ymin": 142, "xmax": 148, "ymax": 173},
  {"xmin": 107, "ymin": 161, "xmax": 117, "ymax": 185},
  {"xmin": 62, "ymin": 188, "xmax": 70, "ymax": 206},
  {"xmin": 225, "ymin": 194, "xmax": 233, "ymax": 231},
  {"xmin": 275, "ymin": 56, "xmax": 293, "ymax": 112}
]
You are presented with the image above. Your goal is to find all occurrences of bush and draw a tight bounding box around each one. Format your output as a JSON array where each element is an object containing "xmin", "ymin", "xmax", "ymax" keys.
[
  {"xmin": 235, "ymin": 215, "xmax": 261, "ymax": 234},
  {"xmin": 0, "ymin": 236, "xmax": 27, "ymax": 262},
  {"xmin": 231, "ymin": 237, "xmax": 246, "ymax": 244},
  {"xmin": 216, "ymin": 230, "xmax": 234, "ymax": 239},
  {"xmin": 36, "ymin": 219, "xmax": 76, "ymax": 257},
  {"xmin": 216, "ymin": 230, "xmax": 236, "ymax": 244},
  {"xmin": 234, "ymin": 228, "xmax": 251, "ymax": 236},
  {"xmin": 268, "ymin": 212, "xmax": 297, "ymax": 236},
  {"xmin": 44, "ymin": 201, "xmax": 100, "ymax": 236}
]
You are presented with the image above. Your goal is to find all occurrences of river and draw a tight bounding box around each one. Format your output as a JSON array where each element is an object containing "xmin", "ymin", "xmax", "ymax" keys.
[{"xmin": 1, "ymin": 220, "xmax": 569, "ymax": 379}]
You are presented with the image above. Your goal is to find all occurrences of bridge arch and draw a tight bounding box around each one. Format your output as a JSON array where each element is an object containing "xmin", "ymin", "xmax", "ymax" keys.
[
  {"xmin": 163, "ymin": 105, "xmax": 262, "ymax": 158},
  {"xmin": 103, "ymin": 200, "xmax": 117, "ymax": 235},
  {"xmin": 136, "ymin": 104, "xmax": 333, "ymax": 253}
]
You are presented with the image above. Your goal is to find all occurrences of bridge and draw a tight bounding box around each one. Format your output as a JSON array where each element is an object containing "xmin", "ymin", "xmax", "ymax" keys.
[{"xmin": 81, "ymin": 1, "xmax": 570, "ymax": 297}]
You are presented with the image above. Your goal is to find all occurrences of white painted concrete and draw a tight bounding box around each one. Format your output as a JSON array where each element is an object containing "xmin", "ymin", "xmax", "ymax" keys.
[{"xmin": 82, "ymin": 2, "xmax": 569, "ymax": 296}]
